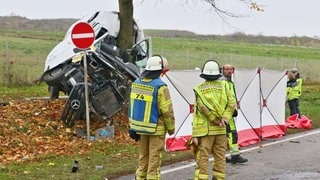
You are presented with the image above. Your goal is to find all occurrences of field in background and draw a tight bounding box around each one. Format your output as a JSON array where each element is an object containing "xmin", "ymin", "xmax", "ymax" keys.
[
  {"xmin": 154, "ymin": 49, "xmax": 320, "ymax": 82},
  {"xmin": 0, "ymin": 30, "xmax": 63, "ymax": 85},
  {"xmin": 154, "ymin": 48, "xmax": 320, "ymax": 82},
  {"xmin": 1, "ymin": 31, "xmax": 320, "ymax": 86},
  {"xmin": 151, "ymin": 37, "xmax": 320, "ymax": 83}
]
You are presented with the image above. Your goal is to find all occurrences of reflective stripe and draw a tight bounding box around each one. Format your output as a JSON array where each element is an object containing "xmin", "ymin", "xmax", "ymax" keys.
[
  {"xmin": 132, "ymin": 82, "xmax": 155, "ymax": 91},
  {"xmin": 199, "ymin": 174, "xmax": 209, "ymax": 180},
  {"xmin": 147, "ymin": 174, "xmax": 160, "ymax": 180},
  {"xmin": 208, "ymin": 126, "xmax": 226, "ymax": 135},
  {"xmin": 152, "ymin": 126, "xmax": 165, "ymax": 135},
  {"xmin": 131, "ymin": 89, "xmax": 153, "ymax": 96},
  {"xmin": 135, "ymin": 169, "xmax": 147, "ymax": 180},
  {"xmin": 192, "ymin": 124, "xmax": 208, "ymax": 137},
  {"xmin": 136, "ymin": 125, "xmax": 166, "ymax": 135},
  {"xmin": 213, "ymin": 171, "xmax": 225, "ymax": 180},
  {"xmin": 130, "ymin": 119, "xmax": 157, "ymax": 134},
  {"xmin": 131, "ymin": 85, "xmax": 154, "ymax": 96},
  {"xmin": 194, "ymin": 168, "xmax": 209, "ymax": 180}
]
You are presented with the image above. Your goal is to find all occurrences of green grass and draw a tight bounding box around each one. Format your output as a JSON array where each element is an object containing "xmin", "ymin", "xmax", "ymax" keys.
[
  {"xmin": 0, "ymin": 29, "xmax": 62, "ymax": 55},
  {"xmin": 0, "ymin": 142, "xmax": 193, "ymax": 179},
  {"xmin": 0, "ymin": 31, "xmax": 59, "ymax": 86},
  {"xmin": 0, "ymin": 83, "xmax": 49, "ymax": 101},
  {"xmin": 0, "ymin": 29, "xmax": 65, "ymax": 42},
  {"xmin": 151, "ymin": 37, "xmax": 320, "ymax": 60},
  {"xmin": 298, "ymin": 84, "xmax": 320, "ymax": 119}
]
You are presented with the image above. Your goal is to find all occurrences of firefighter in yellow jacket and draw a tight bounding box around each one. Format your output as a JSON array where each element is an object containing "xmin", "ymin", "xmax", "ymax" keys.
[
  {"xmin": 221, "ymin": 64, "xmax": 248, "ymax": 164},
  {"xmin": 192, "ymin": 60, "xmax": 236, "ymax": 180},
  {"xmin": 128, "ymin": 55, "xmax": 175, "ymax": 180},
  {"xmin": 286, "ymin": 68, "xmax": 302, "ymax": 118}
]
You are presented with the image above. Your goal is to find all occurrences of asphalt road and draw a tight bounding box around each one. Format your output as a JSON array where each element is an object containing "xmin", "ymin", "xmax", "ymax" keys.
[{"xmin": 116, "ymin": 129, "xmax": 320, "ymax": 180}]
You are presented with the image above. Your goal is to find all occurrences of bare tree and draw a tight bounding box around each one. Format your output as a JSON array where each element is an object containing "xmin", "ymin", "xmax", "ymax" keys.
[
  {"xmin": 117, "ymin": 0, "xmax": 263, "ymax": 63},
  {"xmin": 186, "ymin": 0, "xmax": 263, "ymax": 18},
  {"xmin": 117, "ymin": 0, "xmax": 134, "ymax": 62}
]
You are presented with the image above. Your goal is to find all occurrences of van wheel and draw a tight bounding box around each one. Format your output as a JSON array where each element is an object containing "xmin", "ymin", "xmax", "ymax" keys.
[
  {"xmin": 43, "ymin": 64, "xmax": 72, "ymax": 86},
  {"xmin": 49, "ymin": 86, "xmax": 60, "ymax": 99}
]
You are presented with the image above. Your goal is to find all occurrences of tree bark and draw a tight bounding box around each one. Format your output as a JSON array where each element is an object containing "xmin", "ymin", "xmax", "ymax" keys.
[{"xmin": 118, "ymin": 0, "xmax": 134, "ymax": 63}]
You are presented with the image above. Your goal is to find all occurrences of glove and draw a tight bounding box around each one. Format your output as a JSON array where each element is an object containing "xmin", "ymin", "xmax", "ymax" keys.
[
  {"xmin": 186, "ymin": 137, "xmax": 199, "ymax": 156},
  {"xmin": 232, "ymin": 109, "xmax": 238, "ymax": 117},
  {"xmin": 128, "ymin": 129, "xmax": 140, "ymax": 142},
  {"xmin": 219, "ymin": 119, "xmax": 228, "ymax": 127},
  {"xmin": 167, "ymin": 129, "xmax": 175, "ymax": 136}
]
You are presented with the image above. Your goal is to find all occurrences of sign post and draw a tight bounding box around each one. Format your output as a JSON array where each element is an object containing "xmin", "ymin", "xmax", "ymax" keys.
[{"xmin": 71, "ymin": 22, "xmax": 95, "ymax": 141}]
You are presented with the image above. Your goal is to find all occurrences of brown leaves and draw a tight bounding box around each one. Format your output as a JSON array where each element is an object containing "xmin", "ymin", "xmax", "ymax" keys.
[{"xmin": 0, "ymin": 98, "xmax": 131, "ymax": 164}]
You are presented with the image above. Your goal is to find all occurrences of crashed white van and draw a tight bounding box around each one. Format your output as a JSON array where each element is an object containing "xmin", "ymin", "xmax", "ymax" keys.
[{"xmin": 41, "ymin": 10, "xmax": 151, "ymax": 127}]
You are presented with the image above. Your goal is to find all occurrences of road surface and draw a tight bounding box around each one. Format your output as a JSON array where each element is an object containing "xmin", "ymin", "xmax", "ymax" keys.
[{"xmin": 116, "ymin": 129, "xmax": 320, "ymax": 180}]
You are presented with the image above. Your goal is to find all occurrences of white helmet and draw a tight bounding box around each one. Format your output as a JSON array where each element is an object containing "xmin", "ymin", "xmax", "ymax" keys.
[
  {"xmin": 290, "ymin": 68, "xmax": 298, "ymax": 73},
  {"xmin": 201, "ymin": 60, "xmax": 221, "ymax": 76},
  {"xmin": 145, "ymin": 55, "xmax": 168, "ymax": 71}
]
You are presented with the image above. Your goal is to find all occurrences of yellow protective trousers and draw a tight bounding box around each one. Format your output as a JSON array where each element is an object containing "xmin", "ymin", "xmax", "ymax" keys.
[
  {"xmin": 135, "ymin": 135, "xmax": 165, "ymax": 180},
  {"xmin": 226, "ymin": 117, "xmax": 240, "ymax": 156},
  {"xmin": 194, "ymin": 134, "xmax": 227, "ymax": 180}
]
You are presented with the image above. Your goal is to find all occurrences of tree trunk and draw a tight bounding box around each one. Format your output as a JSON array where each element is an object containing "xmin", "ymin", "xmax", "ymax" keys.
[{"xmin": 118, "ymin": 0, "xmax": 134, "ymax": 63}]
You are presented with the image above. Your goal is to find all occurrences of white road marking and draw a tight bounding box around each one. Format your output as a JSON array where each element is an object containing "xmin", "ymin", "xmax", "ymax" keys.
[{"xmin": 160, "ymin": 129, "xmax": 320, "ymax": 174}]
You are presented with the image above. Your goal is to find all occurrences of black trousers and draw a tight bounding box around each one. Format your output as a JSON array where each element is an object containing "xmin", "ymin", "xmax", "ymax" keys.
[{"xmin": 288, "ymin": 98, "xmax": 301, "ymax": 118}]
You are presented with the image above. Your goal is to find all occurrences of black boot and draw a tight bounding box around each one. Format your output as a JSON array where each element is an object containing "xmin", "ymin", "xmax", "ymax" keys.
[
  {"xmin": 226, "ymin": 156, "xmax": 232, "ymax": 163},
  {"xmin": 231, "ymin": 154, "xmax": 248, "ymax": 164}
]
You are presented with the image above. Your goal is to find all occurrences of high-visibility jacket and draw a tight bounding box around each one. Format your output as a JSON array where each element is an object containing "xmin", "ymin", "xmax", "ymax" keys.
[
  {"xmin": 220, "ymin": 76, "xmax": 237, "ymax": 99},
  {"xmin": 129, "ymin": 78, "xmax": 175, "ymax": 135},
  {"xmin": 220, "ymin": 76, "xmax": 239, "ymax": 117},
  {"xmin": 192, "ymin": 80, "xmax": 236, "ymax": 137},
  {"xmin": 286, "ymin": 77, "xmax": 302, "ymax": 100}
]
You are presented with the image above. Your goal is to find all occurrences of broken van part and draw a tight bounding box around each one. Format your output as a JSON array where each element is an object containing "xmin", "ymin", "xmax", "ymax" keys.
[{"xmin": 41, "ymin": 11, "xmax": 151, "ymax": 127}]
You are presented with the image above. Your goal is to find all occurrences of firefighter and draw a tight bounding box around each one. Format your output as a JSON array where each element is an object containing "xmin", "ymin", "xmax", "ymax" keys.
[
  {"xmin": 286, "ymin": 68, "xmax": 302, "ymax": 118},
  {"xmin": 128, "ymin": 55, "xmax": 175, "ymax": 180},
  {"xmin": 221, "ymin": 64, "xmax": 248, "ymax": 164},
  {"xmin": 192, "ymin": 60, "xmax": 236, "ymax": 180}
]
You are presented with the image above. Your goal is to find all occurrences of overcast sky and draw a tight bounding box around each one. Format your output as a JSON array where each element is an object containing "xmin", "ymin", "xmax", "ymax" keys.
[{"xmin": 1, "ymin": 0, "xmax": 319, "ymax": 37}]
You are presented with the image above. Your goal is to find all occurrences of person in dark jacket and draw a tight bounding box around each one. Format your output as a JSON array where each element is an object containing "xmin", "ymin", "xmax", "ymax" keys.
[
  {"xmin": 286, "ymin": 68, "xmax": 302, "ymax": 118},
  {"xmin": 221, "ymin": 64, "xmax": 248, "ymax": 164}
]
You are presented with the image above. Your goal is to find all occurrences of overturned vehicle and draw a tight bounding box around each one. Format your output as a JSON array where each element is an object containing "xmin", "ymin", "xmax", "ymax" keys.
[{"xmin": 41, "ymin": 11, "xmax": 151, "ymax": 127}]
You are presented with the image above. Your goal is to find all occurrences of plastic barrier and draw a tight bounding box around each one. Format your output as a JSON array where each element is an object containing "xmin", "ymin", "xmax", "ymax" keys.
[{"xmin": 285, "ymin": 114, "xmax": 312, "ymax": 129}]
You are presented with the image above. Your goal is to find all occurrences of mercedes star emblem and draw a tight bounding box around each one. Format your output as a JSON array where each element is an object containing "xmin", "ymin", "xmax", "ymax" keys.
[{"xmin": 71, "ymin": 100, "xmax": 81, "ymax": 110}]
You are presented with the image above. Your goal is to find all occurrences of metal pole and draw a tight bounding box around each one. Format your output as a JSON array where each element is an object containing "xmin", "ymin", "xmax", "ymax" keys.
[
  {"xmin": 5, "ymin": 34, "xmax": 10, "ymax": 85},
  {"xmin": 186, "ymin": 49, "xmax": 189, "ymax": 69},
  {"xmin": 83, "ymin": 50, "xmax": 90, "ymax": 140}
]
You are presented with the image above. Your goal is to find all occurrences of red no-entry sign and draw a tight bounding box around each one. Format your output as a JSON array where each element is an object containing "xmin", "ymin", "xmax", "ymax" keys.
[
  {"xmin": 71, "ymin": 22, "xmax": 95, "ymax": 50},
  {"xmin": 70, "ymin": 22, "xmax": 95, "ymax": 140}
]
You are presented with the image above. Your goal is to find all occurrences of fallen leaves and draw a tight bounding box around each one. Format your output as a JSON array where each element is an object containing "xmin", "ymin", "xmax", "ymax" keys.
[{"xmin": 0, "ymin": 98, "xmax": 132, "ymax": 164}]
